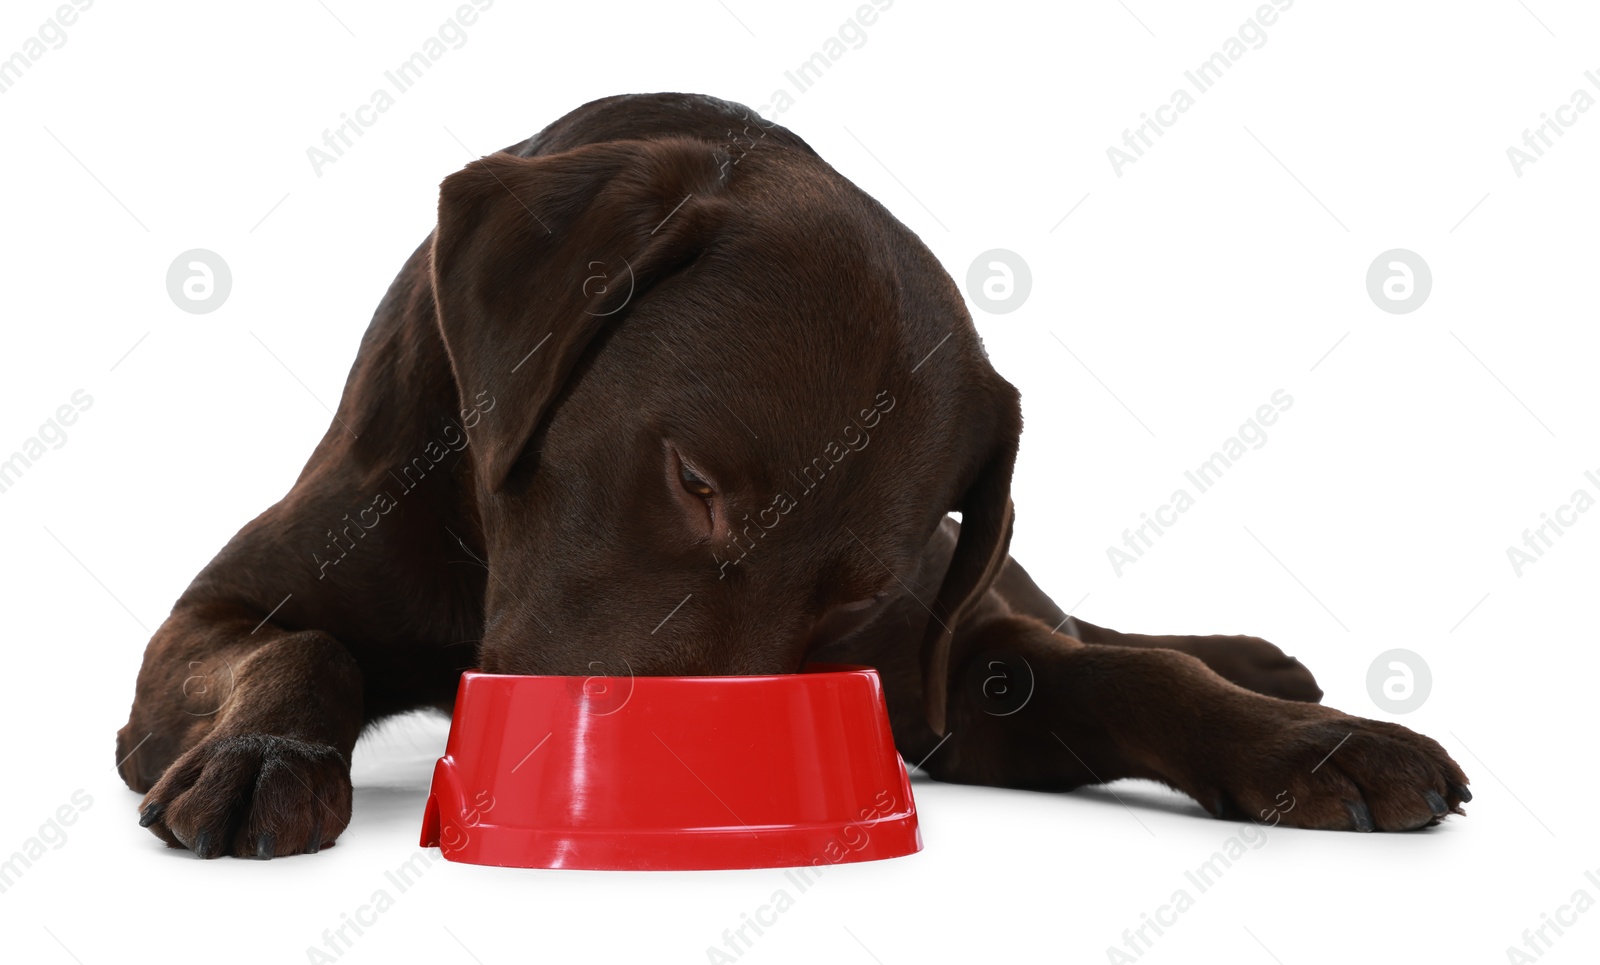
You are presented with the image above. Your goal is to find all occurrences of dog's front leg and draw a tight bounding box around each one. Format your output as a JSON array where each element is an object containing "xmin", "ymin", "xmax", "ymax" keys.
[
  {"xmin": 1065, "ymin": 617, "xmax": 1325, "ymax": 704},
  {"xmin": 927, "ymin": 613, "xmax": 1470, "ymax": 832},
  {"xmin": 116, "ymin": 604, "xmax": 363, "ymax": 858}
]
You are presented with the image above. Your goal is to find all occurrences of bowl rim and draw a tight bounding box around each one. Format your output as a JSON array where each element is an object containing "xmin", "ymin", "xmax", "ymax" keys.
[{"xmin": 455, "ymin": 661, "xmax": 876, "ymax": 685}]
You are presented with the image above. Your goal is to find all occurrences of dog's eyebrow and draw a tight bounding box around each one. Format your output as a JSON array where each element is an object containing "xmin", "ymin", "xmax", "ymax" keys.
[{"xmin": 655, "ymin": 339, "xmax": 760, "ymax": 441}]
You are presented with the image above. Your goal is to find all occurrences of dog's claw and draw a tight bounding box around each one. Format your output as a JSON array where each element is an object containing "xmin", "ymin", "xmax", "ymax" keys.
[
  {"xmin": 1345, "ymin": 800, "xmax": 1374, "ymax": 833},
  {"xmin": 1423, "ymin": 790, "xmax": 1449, "ymax": 817},
  {"xmin": 1452, "ymin": 782, "xmax": 1472, "ymax": 803},
  {"xmin": 131, "ymin": 734, "xmax": 352, "ymax": 858},
  {"xmin": 138, "ymin": 803, "xmax": 163, "ymax": 828}
]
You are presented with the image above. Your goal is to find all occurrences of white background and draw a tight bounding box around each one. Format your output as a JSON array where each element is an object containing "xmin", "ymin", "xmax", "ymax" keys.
[{"xmin": 2, "ymin": 1, "xmax": 1597, "ymax": 962}]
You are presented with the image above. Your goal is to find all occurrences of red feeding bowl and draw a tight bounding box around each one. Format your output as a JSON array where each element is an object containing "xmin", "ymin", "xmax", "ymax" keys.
[{"xmin": 419, "ymin": 663, "xmax": 921, "ymax": 870}]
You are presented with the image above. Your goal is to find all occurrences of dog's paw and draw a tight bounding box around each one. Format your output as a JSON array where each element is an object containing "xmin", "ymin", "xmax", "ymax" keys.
[
  {"xmin": 1202, "ymin": 712, "xmax": 1471, "ymax": 832},
  {"xmin": 136, "ymin": 734, "xmax": 351, "ymax": 858},
  {"xmin": 1188, "ymin": 635, "xmax": 1324, "ymax": 703}
]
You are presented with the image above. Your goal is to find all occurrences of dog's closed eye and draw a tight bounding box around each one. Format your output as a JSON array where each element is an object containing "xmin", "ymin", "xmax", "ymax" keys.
[
  {"xmin": 667, "ymin": 444, "xmax": 721, "ymax": 539},
  {"xmin": 680, "ymin": 465, "xmax": 713, "ymax": 498}
]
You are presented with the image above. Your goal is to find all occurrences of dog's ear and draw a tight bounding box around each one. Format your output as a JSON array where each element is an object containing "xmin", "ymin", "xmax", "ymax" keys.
[
  {"xmin": 920, "ymin": 380, "xmax": 1023, "ymax": 735},
  {"xmin": 430, "ymin": 138, "xmax": 728, "ymax": 492}
]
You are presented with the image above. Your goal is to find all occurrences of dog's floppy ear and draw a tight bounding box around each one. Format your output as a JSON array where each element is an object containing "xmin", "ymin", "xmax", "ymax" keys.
[
  {"xmin": 430, "ymin": 137, "xmax": 728, "ymax": 493},
  {"xmin": 920, "ymin": 380, "xmax": 1023, "ymax": 735}
]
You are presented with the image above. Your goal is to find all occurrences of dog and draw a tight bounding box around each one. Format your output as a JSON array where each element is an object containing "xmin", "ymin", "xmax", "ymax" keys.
[{"xmin": 116, "ymin": 93, "xmax": 1469, "ymax": 858}]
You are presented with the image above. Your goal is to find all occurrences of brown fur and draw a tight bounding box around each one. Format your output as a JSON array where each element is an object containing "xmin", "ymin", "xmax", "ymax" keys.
[{"xmin": 117, "ymin": 93, "xmax": 1469, "ymax": 858}]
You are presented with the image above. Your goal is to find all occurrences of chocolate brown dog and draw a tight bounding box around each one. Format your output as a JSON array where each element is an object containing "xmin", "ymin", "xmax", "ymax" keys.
[{"xmin": 117, "ymin": 93, "xmax": 1469, "ymax": 858}]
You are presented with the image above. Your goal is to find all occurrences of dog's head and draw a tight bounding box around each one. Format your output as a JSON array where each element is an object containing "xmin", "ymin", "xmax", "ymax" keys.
[{"xmin": 431, "ymin": 130, "xmax": 1020, "ymax": 734}]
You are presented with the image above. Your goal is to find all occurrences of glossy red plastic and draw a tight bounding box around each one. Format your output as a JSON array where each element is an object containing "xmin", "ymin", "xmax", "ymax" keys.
[{"xmin": 419, "ymin": 663, "xmax": 921, "ymax": 870}]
